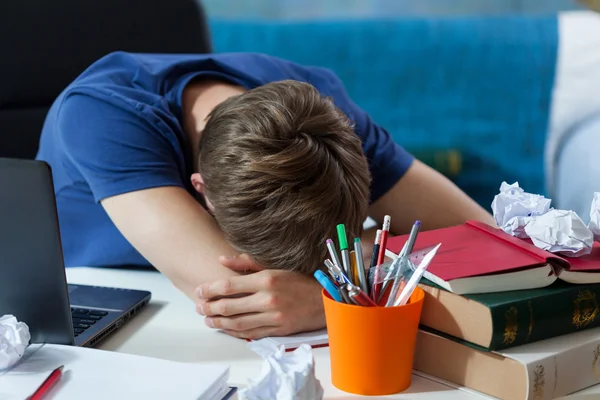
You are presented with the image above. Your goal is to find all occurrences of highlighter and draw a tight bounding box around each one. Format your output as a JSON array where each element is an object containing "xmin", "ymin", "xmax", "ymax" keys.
[
  {"xmin": 337, "ymin": 224, "xmax": 351, "ymax": 276},
  {"xmin": 314, "ymin": 270, "xmax": 342, "ymax": 302}
]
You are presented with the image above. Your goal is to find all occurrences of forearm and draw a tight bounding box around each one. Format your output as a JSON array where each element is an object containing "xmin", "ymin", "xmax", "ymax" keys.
[
  {"xmin": 101, "ymin": 186, "xmax": 241, "ymax": 300},
  {"xmin": 369, "ymin": 160, "xmax": 495, "ymax": 235}
]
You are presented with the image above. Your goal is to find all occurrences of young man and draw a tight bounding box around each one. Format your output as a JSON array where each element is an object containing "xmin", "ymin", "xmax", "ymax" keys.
[{"xmin": 37, "ymin": 52, "xmax": 493, "ymax": 339}]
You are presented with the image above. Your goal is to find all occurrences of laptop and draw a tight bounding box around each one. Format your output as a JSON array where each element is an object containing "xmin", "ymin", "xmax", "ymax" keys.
[{"xmin": 0, "ymin": 158, "xmax": 151, "ymax": 347}]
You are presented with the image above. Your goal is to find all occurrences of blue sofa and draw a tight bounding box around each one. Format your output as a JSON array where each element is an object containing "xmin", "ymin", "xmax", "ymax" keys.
[{"xmin": 210, "ymin": 15, "xmax": 558, "ymax": 207}]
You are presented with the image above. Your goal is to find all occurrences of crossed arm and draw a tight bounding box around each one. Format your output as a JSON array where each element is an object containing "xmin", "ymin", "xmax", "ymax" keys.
[{"xmin": 101, "ymin": 159, "xmax": 494, "ymax": 339}]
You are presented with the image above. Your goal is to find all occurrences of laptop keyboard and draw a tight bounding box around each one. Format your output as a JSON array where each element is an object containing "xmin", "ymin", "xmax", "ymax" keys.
[{"xmin": 70, "ymin": 308, "xmax": 108, "ymax": 337}]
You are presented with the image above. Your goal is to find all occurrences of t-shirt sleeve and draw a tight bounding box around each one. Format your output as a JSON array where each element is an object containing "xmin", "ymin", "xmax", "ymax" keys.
[
  {"xmin": 306, "ymin": 67, "xmax": 415, "ymax": 203},
  {"xmin": 55, "ymin": 91, "xmax": 186, "ymax": 203}
]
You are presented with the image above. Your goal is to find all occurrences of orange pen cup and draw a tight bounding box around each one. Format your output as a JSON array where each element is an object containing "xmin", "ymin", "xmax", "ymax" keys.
[{"xmin": 322, "ymin": 286, "xmax": 424, "ymax": 395}]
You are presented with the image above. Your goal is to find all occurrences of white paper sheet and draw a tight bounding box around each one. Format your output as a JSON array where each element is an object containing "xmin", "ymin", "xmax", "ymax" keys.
[
  {"xmin": 260, "ymin": 329, "xmax": 328, "ymax": 350},
  {"xmin": 0, "ymin": 344, "xmax": 230, "ymax": 400}
]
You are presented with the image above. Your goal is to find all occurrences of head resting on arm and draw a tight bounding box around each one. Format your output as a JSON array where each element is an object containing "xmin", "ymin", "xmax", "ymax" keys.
[{"xmin": 195, "ymin": 80, "xmax": 371, "ymax": 274}]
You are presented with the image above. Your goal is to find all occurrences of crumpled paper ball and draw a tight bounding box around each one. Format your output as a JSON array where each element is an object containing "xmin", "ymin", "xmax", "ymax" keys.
[
  {"xmin": 524, "ymin": 209, "xmax": 594, "ymax": 257},
  {"xmin": 491, "ymin": 181, "xmax": 552, "ymax": 238},
  {"xmin": 0, "ymin": 314, "xmax": 31, "ymax": 370},
  {"xmin": 589, "ymin": 192, "xmax": 600, "ymax": 242},
  {"xmin": 238, "ymin": 340, "xmax": 324, "ymax": 400}
]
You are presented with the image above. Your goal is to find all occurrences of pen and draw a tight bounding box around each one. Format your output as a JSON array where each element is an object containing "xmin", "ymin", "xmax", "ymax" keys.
[
  {"xmin": 29, "ymin": 365, "xmax": 64, "ymax": 400},
  {"xmin": 399, "ymin": 220, "xmax": 421, "ymax": 259},
  {"xmin": 314, "ymin": 270, "xmax": 342, "ymax": 302},
  {"xmin": 379, "ymin": 220, "xmax": 421, "ymax": 307},
  {"xmin": 325, "ymin": 259, "xmax": 352, "ymax": 285},
  {"xmin": 324, "ymin": 259, "xmax": 343, "ymax": 285},
  {"xmin": 338, "ymin": 285, "xmax": 353, "ymax": 304},
  {"xmin": 393, "ymin": 243, "xmax": 441, "ymax": 307},
  {"xmin": 353, "ymin": 238, "xmax": 369, "ymax": 294},
  {"xmin": 369, "ymin": 229, "xmax": 382, "ymax": 270},
  {"xmin": 337, "ymin": 224, "xmax": 351, "ymax": 276},
  {"xmin": 346, "ymin": 284, "xmax": 377, "ymax": 307},
  {"xmin": 326, "ymin": 239, "xmax": 343, "ymax": 272},
  {"xmin": 325, "ymin": 260, "xmax": 344, "ymax": 286}
]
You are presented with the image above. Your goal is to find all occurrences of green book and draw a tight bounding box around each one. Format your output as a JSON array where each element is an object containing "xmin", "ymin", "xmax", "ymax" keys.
[{"xmin": 419, "ymin": 278, "xmax": 600, "ymax": 350}]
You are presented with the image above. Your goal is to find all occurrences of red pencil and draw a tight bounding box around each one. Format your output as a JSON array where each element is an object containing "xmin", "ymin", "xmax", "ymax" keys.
[
  {"xmin": 372, "ymin": 215, "xmax": 391, "ymax": 301},
  {"xmin": 29, "ymin": 365, "xmax": 64, "ymax": 400}
]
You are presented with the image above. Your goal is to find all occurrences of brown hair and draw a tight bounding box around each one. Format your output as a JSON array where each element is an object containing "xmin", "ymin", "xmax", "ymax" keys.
[{"xmin": 198, "ymin": 80, "xmax": 371, "ymax": 274}]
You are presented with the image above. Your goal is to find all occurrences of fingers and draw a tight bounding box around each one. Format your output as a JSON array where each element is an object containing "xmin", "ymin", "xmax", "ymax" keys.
[
  {"xmin": 196, "ymin": 272, "xmax": 269, "ymax": 300},
  {"xmin": 205, "ymin": 311, "xmax": 283, "ymax": 333},
  {"xmin": 219, "ymin": 253, "xmax": 264, "ymax": 273},
  {"xmin": 197, "ymin": 294, "xmax": 261, "ymax": 317}
]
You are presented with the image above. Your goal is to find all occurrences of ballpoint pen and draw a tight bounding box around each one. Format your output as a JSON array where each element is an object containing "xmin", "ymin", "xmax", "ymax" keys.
[
  {"xmin": 324, "ymin": 259, "xmax": 344, "ymax": 285},
  {"xmin": 346, "ymin": 284, "xmax": 377, "ymax": 307},
  {"xmin": 399, "ymin": 220, "xmax": 421, "ymax": 259},
  {"xmin": 314, "ymin": 270, "xmax": 343, "ymax": 302},
  {"xmin": 337, "ymin": 224, "xmax": 351, "ymax": 276},
  {"xmin": 392, "ymin": 243, "xmax": 441, "ymax": 307},
  {"xmin": 338, "ymin": 285, "xmax": 353, "ymax": 304},
  {"xmin": 326, "ymin": 259, "xmax": 352, "ymax": 285},
  {"xmin": 29, "ymin": 365, "xmax": 64, "ymax": 400},
  {"xmin": 379, "ymin": 220, "xmax": 421, "ymax": 304},
  {"xmin": 353, "ymin": 238, "xmax": 369, "ymax": 293}
]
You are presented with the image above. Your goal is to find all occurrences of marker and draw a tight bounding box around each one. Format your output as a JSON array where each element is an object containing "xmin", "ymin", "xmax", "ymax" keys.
[
  {"xmin": 379, "ymin": 220, "xmax": 421, "ymax": 304},
  {"xmin": 353, "ymin": 238, "xmax": 369, "ymax": 294},
  {"xmin": 326, "ymin": 239, "xmax": 343, "ymax": 271},
  {"xmin": 346, "ymin": 284, "xmax": 377, "ymax": 307},
  {"xmin": 314, "ymin": 270, "xmax": 342, "ymax": 302},
  {"xmin": 337, "ymin": 224, "xmax": 351, "ymax": 276}
]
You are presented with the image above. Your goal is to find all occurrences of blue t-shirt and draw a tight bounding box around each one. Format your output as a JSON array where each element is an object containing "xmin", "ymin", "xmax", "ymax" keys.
[{"xmin": 37, "ymin": 51, "xmax": 414, "ymax": 268}]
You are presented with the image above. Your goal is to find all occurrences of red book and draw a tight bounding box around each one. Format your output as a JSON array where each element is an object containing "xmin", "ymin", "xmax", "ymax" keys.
[{"xmin": 386, "ymin": 220, "xmax": 600, "ymax": 295}]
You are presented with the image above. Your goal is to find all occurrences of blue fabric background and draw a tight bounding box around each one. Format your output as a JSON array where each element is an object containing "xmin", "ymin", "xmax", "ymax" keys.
[{"xmin": 210, "ymin": 16, "xmax": 558, "ymax": 206}]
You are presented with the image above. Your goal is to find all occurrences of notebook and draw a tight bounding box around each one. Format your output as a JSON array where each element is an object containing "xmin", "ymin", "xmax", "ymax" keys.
[
  {"xmin": 386, "ymin": 220, "xmax": 600, "ymax": 295},
  {"xmin": 0, "ymin": 344, "xmax": 234, "ymax": 400}
]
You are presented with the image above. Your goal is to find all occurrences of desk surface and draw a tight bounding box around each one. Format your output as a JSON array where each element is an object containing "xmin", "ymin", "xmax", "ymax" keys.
[{"xmin": 66, "ymin": 267, "xmax": 489, "ymax": 399}]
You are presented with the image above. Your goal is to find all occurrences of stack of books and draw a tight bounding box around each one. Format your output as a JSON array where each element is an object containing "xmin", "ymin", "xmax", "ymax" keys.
[{"xmin": 386, "ymin": 220, "xmax": 600, "ymax": 400}]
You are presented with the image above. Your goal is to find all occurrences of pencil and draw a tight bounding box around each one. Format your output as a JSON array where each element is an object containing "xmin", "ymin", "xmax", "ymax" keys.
[{"xmin": 372, "ymin": 216, "xmax": 391, "ymax": 302}]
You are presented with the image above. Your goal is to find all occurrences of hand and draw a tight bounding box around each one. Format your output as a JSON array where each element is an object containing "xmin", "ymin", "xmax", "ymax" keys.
[{"xmin": 195, "ymin": 255, "xmax": 325, "ymax": 339}]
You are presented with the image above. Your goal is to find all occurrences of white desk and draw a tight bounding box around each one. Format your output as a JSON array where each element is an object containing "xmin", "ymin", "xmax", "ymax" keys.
[{"xmin": 66, "ymin": 267, "xmax": 488, "ymax": 399}]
